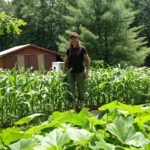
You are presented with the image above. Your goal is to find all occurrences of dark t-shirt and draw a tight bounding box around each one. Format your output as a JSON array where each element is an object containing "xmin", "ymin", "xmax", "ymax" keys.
[{"xmin": 66, "ymin": 46, "xmax": 87, "ymax": 73}]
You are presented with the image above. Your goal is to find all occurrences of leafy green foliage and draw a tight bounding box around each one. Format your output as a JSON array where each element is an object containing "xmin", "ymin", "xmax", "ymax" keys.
[
  {"xmin": 0, "ymin": 101, "xmax": 150, "ymax": 149},
  {"xmin": 1, "ymin": 127, "xmax": 24, "ymax": 145},
  {"xmin": 0, "ymin": 0, "xmax": 150, "ymax": 67},
  {"xmin": 58, "ymin": 0, "xmax": 150, "ymax": 66},
  {"xmin": 106, "ymin": 115, "xmax": 148, "ymax": 147},
  {"xmin": 0, "ymin": 66, "xmax": 150, "ymax": 128},
  {"xmin": 89, "ymin": 134, "xmax": 116, "ymax": 150},
  {"xmin": 86, "ymin": 66, "xmax": 150, "ymax": 106},
  {"xmin": 15, "ymin": 113, "xmax": 43, "ymax": 125},
  {"xmin": 3, "ymin": 0, "xmax": 70, "ymax": 50},
  {"xmin": 0, "ymin": 68, "xmax": 68, "ymax": 128},
  {"xmin": 0, "ymin": 12, "xmax": 26, "ymax": 35},
  {"xmin": 9, "ymin": 139, "xmax": 35, "ymax": 150}
]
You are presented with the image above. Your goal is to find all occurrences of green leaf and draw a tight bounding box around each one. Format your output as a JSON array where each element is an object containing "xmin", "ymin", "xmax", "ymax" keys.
[
  {"xmin": 1, "ymin": 127, "xmax": 23, "ymax": 145},
  {"xmin": 66, "ymin": 127, "xmax": 92, "ymax": 142},
  {"xmin": 0, "ymin": 12, "xmax": 26, "ymax": 35},
  {"xmin": 72, "ymin": 108, "xmax": 91, "ymax": 128},
  {"xmin": 106, "ymin": 115, "xmax": 149, "ymax": 147},
  {"xmin": 51, "ymin": 108, "xmax": 90, "ymax": 128},
  {"xmin": 99, "ymin": 101, "xmax": 146, "ymax": 115},
  {"xmin": 144, "ymin": 143, "xmax": 150, "ymax": 150},
  {"xmin": 135, "ymin": 113, "xmax": 150, "ymax": 125},
  {"xmin": 9, "ymin": 139, "xmax": 35, "ymax": 150},
  {"xmin": 88, "ymin": 117, "xmax": 106, "ymax": 130},
  {"xmin": 51, "ymin": 110, "xmax": 75, "ymax": 123},
  {"xmin": 99, "ymin": 101, "xmax": 125, "ymax": 110},
  {"xmin": 25, "ymin": 121, "xmax": 60, "ymax": 135},
  {"xmin": 35, "ymin": 128, "xmax": 69, "ymax": 150},
  {"xmin": 89, "ymin": 134, "xmax": 116, "ymax": 150},
  {"xmin": 15, "ymin": 113, "xmax": 43, "ymax": 125}
]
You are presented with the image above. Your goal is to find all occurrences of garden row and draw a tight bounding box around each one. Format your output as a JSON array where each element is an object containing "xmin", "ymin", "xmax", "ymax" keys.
[{"xmin": 0, "ymin": 66, "xmax": 150, "ymax": 127}]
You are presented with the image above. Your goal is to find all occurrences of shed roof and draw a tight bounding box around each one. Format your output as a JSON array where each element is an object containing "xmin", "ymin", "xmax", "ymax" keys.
[{"xmin": 0, "ymin": 44, "xmax": 60, "ymax": 57}]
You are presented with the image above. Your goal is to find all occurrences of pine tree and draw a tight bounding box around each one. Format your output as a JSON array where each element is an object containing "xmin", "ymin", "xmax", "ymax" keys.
[{"xmin": 58, "ymin": 0, "xmax": 150, "ymax": 66}]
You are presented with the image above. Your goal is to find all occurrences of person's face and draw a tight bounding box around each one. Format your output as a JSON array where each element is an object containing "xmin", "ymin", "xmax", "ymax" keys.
[{"xmin": 70, "ymin": 36, "xmax": 78, "ymax": 45}]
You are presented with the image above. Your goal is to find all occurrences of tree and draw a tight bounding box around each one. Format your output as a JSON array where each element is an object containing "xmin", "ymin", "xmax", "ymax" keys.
[
  {"xmin": 0, "ymin": 0, "xmax": 26, "ymax": 50},
  {"xmin": 0, "ymin": 12, "xmax": 26, "ymax": 51},
  {"xmin": 130, "ymin": 0, "xmax": 150, "ymax": 66},
  {"xmin": 58, "ymin": 0, "xmax": 150, "ymax": 66},
  {"xmin": 0, "ymin": 12, "xmax": 26, "ymax": 35},
  {"xmin": 8, "ymin": 0, "xmax": 70, "ymax": 50},
  {"xmin": 131, "ymin": 0, "xmax": 150, "ymax": 47}
]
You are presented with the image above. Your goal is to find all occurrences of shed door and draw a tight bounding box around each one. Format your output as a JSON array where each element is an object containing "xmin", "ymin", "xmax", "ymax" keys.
[
  {"xmin": 24, "ymin": 55, "xmax": 38, "ymax": 70},
  {"xmin": 44, "ymin": 54, "xmax": 56, "ymax": 70},
  {"xmin": 4, "ymin": 55, "xmax": 17, "ymax": 69}
]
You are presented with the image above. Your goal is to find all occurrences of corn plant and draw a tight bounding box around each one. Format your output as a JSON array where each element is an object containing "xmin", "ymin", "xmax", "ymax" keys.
[
  {"xmin": 0, "ymin": 68, "xmax": 68, "ymax": 127},
  {"xmin": 86, "ymin": 66, "xmax": 150, "ymax": 106},
  {"xmin": 1, "ymin": 66, "xmax": 150, "ymax": 128}
]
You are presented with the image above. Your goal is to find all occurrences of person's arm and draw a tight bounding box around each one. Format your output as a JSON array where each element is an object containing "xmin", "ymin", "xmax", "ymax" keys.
[
  {"xmin": 83, "ymin": 54, "xmax": 90, "ymax": 78},
  {"xmin": 63, "ymin": 56, "xmax": 69, "ymax": 73}
]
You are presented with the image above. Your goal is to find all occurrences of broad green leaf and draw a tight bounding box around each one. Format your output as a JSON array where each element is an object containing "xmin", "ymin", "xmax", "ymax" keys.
[
  {"xmin": 15, "ymin": 113, "xmax": 43, "ymax": 125},
  {"xmin": 135, "ymin": 113, "xmax": 150, "ymax": 125},
  {"xmin": 134, "ymin": 113, "xmax": 150, "ymax": 132},
  {"xmin": 34, "ymin": 128, "xmax": 69, "ymax": 150},
  {"xmin": 106, "ymin": 115, "xmax": 149, "ymax": 147},
  {"xmin": 98, "ymin": 108, "xmax": 119, "ymax": 123},
  {"xmin": 51, "ymin": 108, "xmax": 90, "ymax": 128},
  {"xmin": 89, "ymin": 134, "xmax": 116, "ymax": 150},
  {"xmin": 72, "ymin": 108, "xmax": 91, "ymax": 128},
  {"xmin": 99, "ymin": 101, "xmax": 121, "ymax": 111},
  {"xmin": 51, "ymin": 110, "xmax": 75, "ymax": 123},
  {"xmin": 25, "ymin": 121, "xmax": 61, "ymax": 135},
  {"xmin": 88, "ymin": 117, "xmax": 106, "ymax": 129},
  {"xmin": 9, "ymin": 139, "xmax": 35, "ymax": 150},
  {"xmin": 66, "ymin": 127, "xmax": 91, "ymax": 142},
  {"xmin": 99, "ymin": 101, "xmax": 145, "ymax": 115},
  {"xmin": 144, "ymin": 144, "xmax": 150, "ymax": 150},
  {"xmin": 1, "ymin": 127, "xmax": 23, "ymax": 145}
]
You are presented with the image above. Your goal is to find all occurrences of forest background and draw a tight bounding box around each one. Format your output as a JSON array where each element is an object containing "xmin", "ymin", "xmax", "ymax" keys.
[{"xmin": 0, "ymin": 0, "xmax": 150, "ymax": 66}]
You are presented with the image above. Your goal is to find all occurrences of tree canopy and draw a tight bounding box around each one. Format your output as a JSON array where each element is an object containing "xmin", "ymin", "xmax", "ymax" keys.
[
  {"xmin": 0, "ymin": 12, "xmax": 26, "ymax": 35},
  {"xmin": 0, "ymin": 0, "xmax": 150, "ymax": 66}
]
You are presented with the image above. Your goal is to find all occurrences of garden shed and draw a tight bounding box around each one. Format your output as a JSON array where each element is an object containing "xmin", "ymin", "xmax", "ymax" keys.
[{"xmin": 0, "ymin": 44, "xmax": 62, "ymax": 70}]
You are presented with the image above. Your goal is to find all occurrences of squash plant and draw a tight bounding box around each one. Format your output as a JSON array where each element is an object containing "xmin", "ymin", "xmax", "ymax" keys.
[{"xmin": 0, "ymin": 101, "xmax": 149, "ymax": 150}]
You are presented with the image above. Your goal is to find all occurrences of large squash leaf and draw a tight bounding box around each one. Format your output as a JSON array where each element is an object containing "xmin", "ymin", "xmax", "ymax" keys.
[
  {"xmin": 51, "ymin": 108, "xmax": 90, "ymax": 128},
  {"xmin": 66, "ymin": 127, "xmax": 92, "ymax": 142},
  {"xmin": 9, "ymin": 139, "xmax": 35, "ymax": 150},
  {"xmin": 89, "ymin": 134, "xmax": 116, "ymax": 150},
  {"xmin": 34, "ymin": 128, "xmax": 69, "ymax": 150},
  {"xmin": 106, "ymin": 115, "xmax": 149, "ymax": 147},
  {"xmin": 99, "ymin": 101, "xmax": 147, "ymax": 115},
  {"xmin": 1, "ymin": 127, "xmax": 24, "ymax": 145}
]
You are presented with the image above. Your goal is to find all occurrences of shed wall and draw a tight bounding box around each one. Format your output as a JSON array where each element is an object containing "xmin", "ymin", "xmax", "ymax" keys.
[
  {"xmin": 0, "ymin": 58, "xmax": 4, "ymax": 68},
  {"xmin": 0, "ymin": 46, "xmax": 58, "ymax": 70},
  {"xmin": 4, "ymin": 55, "xmax": 17, "ymax": 69}
]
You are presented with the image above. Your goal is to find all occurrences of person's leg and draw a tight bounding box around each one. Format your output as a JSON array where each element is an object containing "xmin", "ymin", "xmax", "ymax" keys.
[
  {"xmin": 67, "ymin": 72, "xmax": 76, "ymax": 109},
  {"xmin": 76, "ymin": 72, "xmax": 85, "ymax": 108}
]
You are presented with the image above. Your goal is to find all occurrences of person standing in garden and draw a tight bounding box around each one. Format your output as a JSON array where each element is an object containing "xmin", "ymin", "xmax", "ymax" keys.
[{"xmin": 64, "ymin": 32, "xmax": 90, "ymax": 110}]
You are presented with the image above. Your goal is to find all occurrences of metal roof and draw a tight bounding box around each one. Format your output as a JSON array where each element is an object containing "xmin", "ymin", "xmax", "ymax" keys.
[{"xmin": 0, "ymin": 44, "xmax": 60, "ymax": 57}]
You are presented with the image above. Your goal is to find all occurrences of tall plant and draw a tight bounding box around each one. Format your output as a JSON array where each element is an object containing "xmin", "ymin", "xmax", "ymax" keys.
[{"xmin": 58, "ymin": 0, "xmax": 150, "ymax": 66}]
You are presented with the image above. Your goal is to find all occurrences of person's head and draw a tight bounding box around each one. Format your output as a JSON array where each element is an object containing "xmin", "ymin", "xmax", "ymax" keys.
[{"xmin": 69, "ymin": 32, "xmax": 80, "ymax": 48}]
